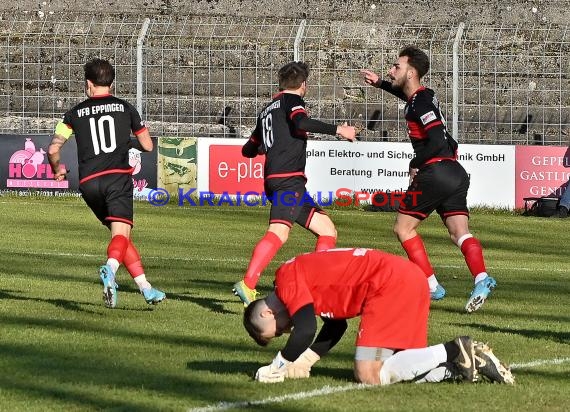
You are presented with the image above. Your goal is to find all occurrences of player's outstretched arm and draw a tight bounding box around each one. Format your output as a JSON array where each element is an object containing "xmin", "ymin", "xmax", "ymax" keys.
[
  {"xmin": 361, "ymin": 69, "xmax": 407, "ymax": 100},
  {"xmin": 361, "ymin": 69, "xmax": 380, "ymax": 86},
  {"xmin": 336, "ymin": 123, "xmax": 356, "ymax": 142}
]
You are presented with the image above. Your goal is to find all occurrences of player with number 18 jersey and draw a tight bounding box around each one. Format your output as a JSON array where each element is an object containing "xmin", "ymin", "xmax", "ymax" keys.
[{"xmin": 232, "ymin": 61, "xmax": 356, "ymax": 307}]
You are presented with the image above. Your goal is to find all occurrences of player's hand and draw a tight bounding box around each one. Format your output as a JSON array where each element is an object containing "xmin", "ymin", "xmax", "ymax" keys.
[
  {"xmin": 285, "ymin": 348, "xmax": 320, "ymax": 379},
  {"xmin": 53, "ymin": 166, "xmax": 67, "ymax": 181},
  {"xmin": 255, "ymin": 351, "xmax": 290, "ymax": 383},
  {"xmin": 337, "ymin": 122, "xmax": 357, "ymax": 142},
  {"xmin": 409, "ymin": 167, "xmax": 418, "ymax": 184},
  {"xmin": 361, "ymin": 69, "xmax": 380, "ymax": 86}
]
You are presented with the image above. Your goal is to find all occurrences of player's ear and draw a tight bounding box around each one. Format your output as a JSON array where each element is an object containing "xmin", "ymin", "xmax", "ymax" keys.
[{"xmin": 259, "ymin": 307, "xmax": 275, "ymax": 319}]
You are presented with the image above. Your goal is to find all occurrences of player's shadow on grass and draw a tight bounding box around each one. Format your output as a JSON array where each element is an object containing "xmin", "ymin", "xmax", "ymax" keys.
[
  {"xmin": 457, "ymin": 322, "xmax": 570, "ymax": 345},
  {"xmin": 0, "ymin": 289, "xmax": 101, "ymax": 314},
  {"xmin": 186, "ymin": 360, "xmax": 354, "ymax": 381},
  {"xmin": 514, "ymin": 368, "xmax": 570, "ymax": 382},
  {"xmin": 0, "ymin": 288, "xmax": 149, "ymax": 314},
  {"xmin": 190, "ymin": 279, "xmax": 274, "ymax": 296},
  {"xmin": 166, "ymin": 291, "xmax": 240, "ymax": 314}
]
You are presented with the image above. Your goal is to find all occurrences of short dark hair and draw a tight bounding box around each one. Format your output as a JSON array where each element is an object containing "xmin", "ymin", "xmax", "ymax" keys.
[
  {"xmin": 243, "ymin": 299, "xmax": 270, "ymax": 347},
  {"xmin": 399, "ymin": 46, "xmax": 430, "ymax": 79},
  {"xmin": 278, "ymin": 61, "xmax": 309, "ymax": 90},
  {"xmin": 84, "ymin": 58, "xmax": 115, "ymax": 87}
]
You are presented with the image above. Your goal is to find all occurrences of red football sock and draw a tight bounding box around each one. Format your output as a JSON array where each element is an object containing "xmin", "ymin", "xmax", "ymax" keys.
[
  {"xmin": 401, "ymin": 234, "xmax": 434, "ymax": 277},
  {"xmin": 243, "ymin": 231, "xmax": 283, "ymax": 290},
  {"xmin": 460, "ymin": 237, "xmax": 487, "ymax": 278},
  {"xmin": 315, "ymin": 235, "xmax": 336, "ymax": 251},
  {"xmin": 123, "ymin": 240, "xmax": 145, "ymax": 279},
  {"xmin": 107, "ymin": 235, "xmax": 129, "ymax": 263}
]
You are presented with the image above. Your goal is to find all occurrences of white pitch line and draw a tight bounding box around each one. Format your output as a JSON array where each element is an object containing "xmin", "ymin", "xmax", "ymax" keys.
[
  {"xmin": 4, "ymin": 249, "xmax": 568, "ymax": 273},
  {"xmin": 187, "ymin": 357, "xmax": 570, "ymax": 412},
  {"xmin": 5, "ymin": 249, "xmax": 246, "ymax": 263},
  {"xmin": 510, "ymin": 357, "xmax": 570, "ymax": 369},
  {"xmin": 187, "ymin": 383, "xmax": 367, "ymax": 412}
]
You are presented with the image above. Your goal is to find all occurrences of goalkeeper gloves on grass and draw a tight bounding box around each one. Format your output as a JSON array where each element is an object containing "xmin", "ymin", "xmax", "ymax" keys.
[
  {"xmin": 286, "ymin": 348, "xmax": 320, "ymax": 379},
  {"xmin": 255, "ymin": 352, "xmax": 290, "ymax": 383},
  {"xmin": 255, "ymin": 349, "xmax": 321, "ymax": 383}
]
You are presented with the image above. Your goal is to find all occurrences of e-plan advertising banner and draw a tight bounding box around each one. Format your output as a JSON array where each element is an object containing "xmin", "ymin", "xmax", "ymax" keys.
[{"xmin": 197, "ymin": 138, "xmax": 516, "ymax": 208}]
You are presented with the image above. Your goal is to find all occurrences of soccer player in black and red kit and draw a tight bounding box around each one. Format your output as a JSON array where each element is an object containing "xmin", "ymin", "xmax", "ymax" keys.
[
  {"xmin": 232, "ymin": 61, "xmax": 356, "ymax": 306},
  {"xmin": 361, "ymin": 46, "xmax": 496, "ymax": 313},
  {"xmin": 48, "ymin": 58, "xmax": 165, "ymax": 308}
]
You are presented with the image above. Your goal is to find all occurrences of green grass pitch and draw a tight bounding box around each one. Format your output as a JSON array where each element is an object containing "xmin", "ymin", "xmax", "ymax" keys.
[{"xmin": 0, "ymin": 195, "xmax": 568, "ymax": 411}]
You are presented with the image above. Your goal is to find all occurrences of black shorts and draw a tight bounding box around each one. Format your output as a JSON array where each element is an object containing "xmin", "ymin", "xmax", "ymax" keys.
[
  {"xmin": 79, "ymin": 172, "xmax": 134, "ymax": 227},
  {"xmin": 398, "ymin": 160, "xmax": 470, "ymax": 220},
  {"xmin": 264, "ymin": 176, "xmax": 325, "ymax": 228}
]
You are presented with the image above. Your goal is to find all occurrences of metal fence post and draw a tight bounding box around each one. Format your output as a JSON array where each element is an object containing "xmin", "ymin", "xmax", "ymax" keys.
[
  {"xmin": 452, "ymin": 22, "xmax": 465, "ymax": 141},
  {"xmin": 294, "ymin": 19, "xmax": 307, "ymax": 62},
  {"xmin": 136, "ymin": 18, "xmax": 151, "ymax": 117}
]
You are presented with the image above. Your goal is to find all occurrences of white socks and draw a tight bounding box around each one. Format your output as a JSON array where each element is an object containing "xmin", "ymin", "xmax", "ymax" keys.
[
  {"xmin": 427, "ymin": 274, "xmax": 439, "ymax": 291},
  {"xmin": 106, "ymin": 258, "xmax": 120, "ymax": 274},
  {"xmin": 414, "ymin": 363, "xmax": 458, "ymax": 383},
  {"xmin": 456, "ymin": 233, "xmax": 473, "ymax": 248},
  {"xmin": 379, "ymin": 344, "xmax": 447, "ymax": 385},
  {"xmin": 134, "ymin": 274, "xmax": 151, "ymax": 291},
  {"xmin": 474, "ymin": 272, "xmax": 489, "ymax": 284},
  {"xmin": 106, "ymin": 262, "xmax": 152, "ymax": 291}
]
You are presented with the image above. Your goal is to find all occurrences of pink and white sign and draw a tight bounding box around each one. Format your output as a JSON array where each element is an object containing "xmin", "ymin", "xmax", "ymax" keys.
[
  {"xmin": 514, "ymin": 146, "xmax": 570, "ymax": 208},
  {"xmin": 7, "ymin": 137, "xmax": 69, "ymax": 189}
]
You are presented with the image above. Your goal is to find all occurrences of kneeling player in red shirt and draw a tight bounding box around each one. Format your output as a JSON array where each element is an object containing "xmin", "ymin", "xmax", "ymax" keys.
[{"xmin": 243, "ymin": 248, "xmax": 514, "ymax": 385}]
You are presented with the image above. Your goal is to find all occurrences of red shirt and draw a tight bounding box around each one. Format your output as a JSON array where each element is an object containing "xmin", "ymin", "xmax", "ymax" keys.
[{"xmin": 275, "ymin": 248, "xmax": 408, "ymax": 318}]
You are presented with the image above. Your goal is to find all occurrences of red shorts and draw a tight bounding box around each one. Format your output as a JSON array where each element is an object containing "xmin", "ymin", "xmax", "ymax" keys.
[{"xmin": 355, "ymin": 259, "xmax": 429, "ymax": 350}]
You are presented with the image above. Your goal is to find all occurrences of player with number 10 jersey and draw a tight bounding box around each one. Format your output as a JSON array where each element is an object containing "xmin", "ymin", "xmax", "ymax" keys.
[
  {"xmin": 60, "ymin": 95, "xmax": 146, "ymax": 183},
  {"xmin": 48, "ymin": 58, "xmax": 165, "ymax": 308}
]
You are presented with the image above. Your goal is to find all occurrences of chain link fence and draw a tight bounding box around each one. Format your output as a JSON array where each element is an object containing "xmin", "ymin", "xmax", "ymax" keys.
[{"xmin": 0, "ymin": 12, "xmax": 568, "ymax": 144}]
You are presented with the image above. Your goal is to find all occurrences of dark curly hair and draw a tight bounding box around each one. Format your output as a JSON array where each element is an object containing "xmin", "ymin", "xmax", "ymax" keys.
[
  {"xmin": 278, "ymin": 61, "xmax": 309, "ymax": 91},
  {"xmin": 399, "ymin": 46, "xmax": 430, "ymax": 79},
  {"xmin": 84, "ymin": 58, "xmax": 115, "ymax": 87}
]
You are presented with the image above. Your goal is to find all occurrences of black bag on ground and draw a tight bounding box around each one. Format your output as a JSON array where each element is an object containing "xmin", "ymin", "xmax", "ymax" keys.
[{"xmin": 523, "ymin": 197, "xmax": 559, "ymax": 217}]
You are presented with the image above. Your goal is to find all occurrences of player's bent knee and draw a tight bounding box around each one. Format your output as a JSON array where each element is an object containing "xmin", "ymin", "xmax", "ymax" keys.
[
  {"xmin": 354, "ymin": 368, "xmax": 378, "ymax": 385},
  {"xmin": 392, "ymin": 222, "xmax": 410, "ymax": 241},
  {"xmin": 354, "ymin": 361, "xmax": 381, "ymax": 385},
  {"xmin": 309, "ymin": 214, "xmax": 336, "ymax": 237}
]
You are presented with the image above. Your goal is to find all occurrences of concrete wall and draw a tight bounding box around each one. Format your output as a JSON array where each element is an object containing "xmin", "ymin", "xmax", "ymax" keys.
[
  {"xmin": 0, "ymin": 1, "xmax": 567, "ymax": 142},
  {"xmin": 2, "ymin": 0, "xmax": 568, "ymax": 25}
]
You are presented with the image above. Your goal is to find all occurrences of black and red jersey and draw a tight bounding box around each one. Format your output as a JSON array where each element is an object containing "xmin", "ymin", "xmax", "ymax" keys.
[
  {"xmin": 60, "ymin": 94, "xmax": 147, "ymax": 182},
  {"xmin": 379, "ymin": 81, "xmax": 458, "ymax": 168},
  {"xmin": 248, "ymin": 92, "xmax": 311, "ymax": 179}
]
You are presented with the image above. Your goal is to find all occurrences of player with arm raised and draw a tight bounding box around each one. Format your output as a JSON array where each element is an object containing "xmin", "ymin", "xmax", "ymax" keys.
[
  {"xmin": 361, "ymin": 46, "xmax": 496, "ymax": 313},
  {"xmin": 48, "ymin": 58, "xmax": 165, "ymax": 308},
  {"xmin": 232, "ymin": 61, "xmax": 356, "ymax": 306},
  {"xmin": 244, "ymin": 248, "xmax": 514, "ymax": 385}
]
